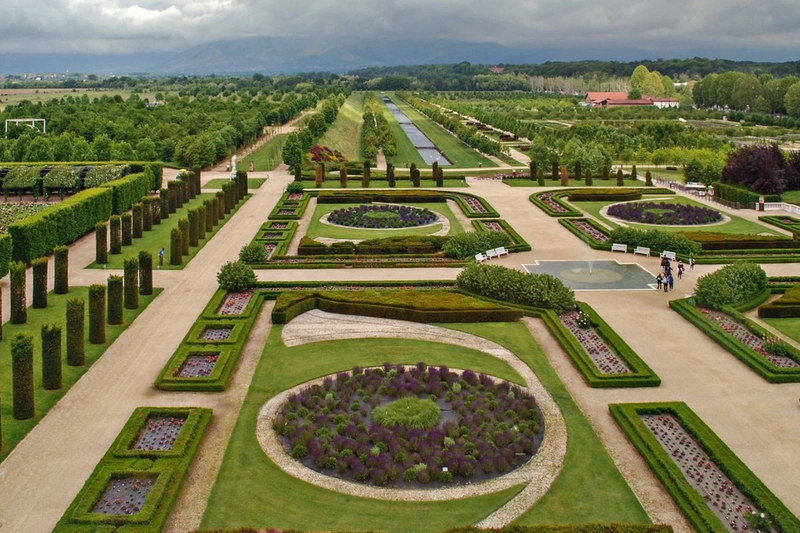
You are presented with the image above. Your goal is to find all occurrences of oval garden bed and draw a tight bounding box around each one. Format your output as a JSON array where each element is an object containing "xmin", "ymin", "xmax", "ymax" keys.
[
  {"xmin": 271, "ymin": 364, "xmax": 543, "ymax": 488},
  {"xmin": 326, "ymin": 204, "xmax": 438, "ymax": 229},
  {"xmin": 607, "ymin": 201, "xmax": 723, "ymax": 225}
]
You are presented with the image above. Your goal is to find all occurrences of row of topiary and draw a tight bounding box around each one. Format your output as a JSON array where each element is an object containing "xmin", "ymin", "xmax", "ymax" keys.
[
  {"xmin": 52, "ymin": 407, "xmax": 211, "ymax": 533},
  {"xmin": 610, "ymin": 402, "xmax": 800, "ymax": 533}
]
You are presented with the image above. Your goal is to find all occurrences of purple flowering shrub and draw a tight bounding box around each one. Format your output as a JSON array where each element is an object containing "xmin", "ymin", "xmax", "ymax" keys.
[
  {"xmin": 273, "ymin": 363, "xmax": 543, "ymax": 487},
  {"xmin": 607, "ymin": 201, "xmax": 722, "ymax": 225},
  {"xmin": 327, "ymin": 205, "xmax": 437, "ymax": 229}
]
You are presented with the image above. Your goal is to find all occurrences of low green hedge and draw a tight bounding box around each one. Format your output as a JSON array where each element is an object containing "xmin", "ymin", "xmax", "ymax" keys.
[
  {"xmin": 558, "ymin": 218, "xmax": 611, "ymax": 248},
  {"xmin": 610, "ymin": 402, "xmax": 800, "ymax": 533},
  {"xmin": 537, "ymin": 304, "xmax": 661, "ymax": 388},
  {"xmin": 257, "ymin": 279, "xmax": 455, "ymax": 298},
  {"xmin": 715, "ymin": 183, "xmax": 780, "ymax": 207},
  {"xmin": 271, "ymin": 289, "xmax": 522, "ymax": 325},
  {"xmin": 155, "ymin": 291, "xmax": 265, "ymax": 391},
  {"xmin": 471, "ymin": 219, "xmax": 532, "ymax": 252},
  {"xmin": 758, "ymin": 214, "xmax": 800, "ymax": 236},
  {"xmin": 268, "ymin": 192, "xmax": 311, "ymax": 220},
  {"xmin": 8, "ymin": 187, "xmax": 113, "ymax": 263},
  {"xmin": 669, "ymin": 298, "xmax": 800, "ymax": 382},
  {"xmin": 758, "ymin": 283, "xmax": 800, "ymax": 317},
  {"xmin": 315, "ymin": 189, "xmax": 446, "ymax": 204},
  {"xmin": 449, "ymin": 192, "xmax": 499, "ymax": 218},
  {"xmin": 680, "ymin": 231, "xmax": 800, "ymax": 251},
  {"xmin": 529, "ymin": 191, "xmax": 582, "ymax": 217},
  {"xmin": 567, "ymin": 189, "xmax": 642, "ymax": 202},
  {"xmin": 53, "ymin": 406, "xmax": 211, "ymax": 532}
]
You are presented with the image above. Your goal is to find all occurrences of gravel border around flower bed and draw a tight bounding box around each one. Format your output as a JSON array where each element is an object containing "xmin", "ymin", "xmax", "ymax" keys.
[{"xmin": 255, "ymin": 310, "xmax": 566, "ymax": 527}]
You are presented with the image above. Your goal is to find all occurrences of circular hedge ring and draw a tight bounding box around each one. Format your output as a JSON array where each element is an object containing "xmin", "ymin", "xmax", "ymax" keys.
[
  {"xmin": 272, "ymin": 363, "xmax": 544, "ymax": 488},
  {"xmin": 607, "ymin": 201, "xmax": 722, "ymax": 225},
  {"xmin": 327, "ymin": 204, "xmax": 438, "ymax": 229}
]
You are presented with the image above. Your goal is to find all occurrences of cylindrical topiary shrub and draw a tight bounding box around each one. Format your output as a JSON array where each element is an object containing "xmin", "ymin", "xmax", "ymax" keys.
[
  {"xmin": 10, "ymin": 261, "xmax": 26, "ymax": 324},
  {"xmin": 645, "ymin": 169, "xmax": 653, "ymax": 186},
  {"xmin": 152, "ymin": 195, "xmax": 161, "ymax": 225},
  {"xmin": 537, "ymin": 168, "xmax": 545, "ymax": 186},
  {"xmin": 95, "ymin": 221, "xmax": 108, "ymax": 264},
  {"xmin": 32, "ymin": 257, "xmax": 48, "ymax": 309},
  {"xmin": 223, "ymin": 182, "xmax": 232, "ymax": 214},
  {"xmin": 138, "ymin": 251, "xmax": 153, "ymax": 295},
  {"xmin": 123, "ymin": 257, "xmax": 139, "ymax": 310},
  {"xmin": 41, "ymin": 323, "xmax": 62, "ymax": 390},
  {"xmin": 132, "ymin": 203, "xmax": 143, "ymax": 239},
  {"xmin": 11, "ymin": 333, "xmax": 35, "ymax": 420},
  {"xmin": 88, "ymin": 284, "xmax": 106, "ymax": 344},
  {"xmin": 197, "ymin": 205, "xmax": 207, "ymax": 240},
  {"xmin": 340, "ymin": 165, "xmax": 348, "ymax": 188},
  {"xmin": 585, "ymin": 169, "xmax": 593, "ymax": 186},
  {"xmin": 616, "ymin": 168, "xmax": 624, "ymax": 186},
  {"xmin": 192, "ymin": 166, "xmax": 202, "ymax": 197},
  {"xmin": 188, "ymin": 208, "xmax": 199, "ymax": 246},
  {"xmin": 179, "ymin": 218, "xmax": 189, "ymax": 255},
  {"xmin": 109, "ymin": 215, "xmax": 122, "ymax": 254},
  {"xmin": 121, "ymin": 212, "xmax": 133, "ymax": 246},
  {"xmin": 215, "ymin": 193, "xmax": 224, "ymax": 221},
  {"xmin": 54, "ymin": 245, "xmax": 69, "ymax": 294},
  {"xmin": 142, "ymin": 197, "xmax": 153, "ymax": 231},
  {"xmin": 575, "ymin": 160, "xmax": 582, "ymax": 182},
  {"xmin": 180, "ymin": 178, "xmax": 189, "ymax": 204},
  {"xmin": 204, "ymin": 199, "xmax": 215, "ymax": 232},
  {"xmin": 168, "ymin": 181, "xmax": 179, "ymax": 212},
  {"xmin": 107, "ymin": 275, "xmax": 123, "ymax": 325},
  {"xmin": 170, "ymin": 227, "xmax": 183, "ymax": 265},
  {"xmin": 66, "ymin": 298, "xmax": 85, "ymax": 366},
  {"xmin": 160, "ymin": 187, "xmax": 171, "ymax": 218}
]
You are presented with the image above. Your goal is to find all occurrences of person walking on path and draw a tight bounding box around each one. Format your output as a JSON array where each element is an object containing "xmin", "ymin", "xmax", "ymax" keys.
[
  {"xmin": 690, "ymin": 257, "xmax": 696, "ymax": 270},
  {"xmin": 158, "ymin": 247, "xmax": 165, "ymax": 266},
  {"xmin": 668, "ymin": 274, "xmax": 674, "ymax": 291},
  {"xmin": 656, "ymin": 273, "xmax": 663, "ymax": 290}
]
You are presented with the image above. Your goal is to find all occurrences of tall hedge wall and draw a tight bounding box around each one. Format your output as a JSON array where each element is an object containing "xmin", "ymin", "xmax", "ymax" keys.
[
  {"xmin": 98, "ymin": 172, "xmax": 150, "ymax": 215},
  {"xmin": 8, "ymin": 187, "xmax": 113, "ymax": 264}
]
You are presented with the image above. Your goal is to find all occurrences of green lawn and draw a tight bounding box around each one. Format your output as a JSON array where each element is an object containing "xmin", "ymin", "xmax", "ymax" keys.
[
  {"xmin": 0, "ymin": 287, "xmax": 161, "ymax": 462},
  {"xmin": 379, "ymin": 95, "xmax": 426, "ymax": 169},
  {"xmin": 306, "ymin": 201, "xmax": 464, "ymax": 240},
  {"xmin": 576, "ymin": 196, "xmax": 784, "ymax": 235},
  {"xmin": 200, "ymin": 333, "xmax": 527, "ymax": 533},
  {"xmin": 442, "ymin": 323, "xmax": 650, "ymax": 526},
  {"xmin": 762, "ymin": 317, "xmax": 800, "ymax": 344},
  {"xmin": 87, "ymin": 193, "xmax": 250, "ymax": 270},
  {"xmin": 318, "ymin": 92, "xmax": 365, "ymax": 160},
  {"xmin": 240, "ymin": 134, "xmax": 287, "ymax": 172},
  {"xmin": 388, "ymin": 93, "xmax": 497, "ymax": 169},
  {"xmin": 781, "ymin": 190, "xmax": 800, "ymax": 205},
  {"xmin": 203, "ymin": 178, "xmax": 265, "ymax": 190}
]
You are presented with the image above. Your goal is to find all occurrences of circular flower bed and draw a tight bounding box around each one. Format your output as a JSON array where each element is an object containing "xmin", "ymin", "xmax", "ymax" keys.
[
  {"xmin": 327, "ymin": 204, "xmax": 437, "ymax": 229},
  {"xmin": 607, "ymin": 201, "xmax": 722, "ymax": 225},
  {"xmin": 273, "ymin": 363, "xmax": 543, "ymax": 487}
]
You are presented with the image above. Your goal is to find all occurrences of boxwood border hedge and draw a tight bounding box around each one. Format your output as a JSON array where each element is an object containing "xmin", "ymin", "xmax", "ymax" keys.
[
  {"xmin": 53, "ymin": 406, "xmax": 211, "ymax": 533},
  {"xmin": 669, "ymin": 297, "xmax": 800, "ymax": 383},
  {"xmin": 471, "ymin": 219, "xmax": 532, "ymax": 252},
  {"xmin": 609, "ymin": 402, "xmax": 800, "ymax": 533}
]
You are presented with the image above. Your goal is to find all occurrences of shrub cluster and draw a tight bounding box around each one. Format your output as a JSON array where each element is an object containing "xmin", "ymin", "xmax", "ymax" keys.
[
  {"xmin": 443, "ymin": 232, "xmax": 511, "ymax": 259},
  {"xmin": 608, "ymin": 227, "xmax": 702, "ymax": 257},
  {"xmin": 456, "ymin": 264, "xmax": 575, "ymax": 313},
  {"xmin": 695, "ymin": 263, "xmax": 768, "ymax": 310},
  {"xmin": 217, "ymin": 261, "xmax": 257, "ymax": 292}
]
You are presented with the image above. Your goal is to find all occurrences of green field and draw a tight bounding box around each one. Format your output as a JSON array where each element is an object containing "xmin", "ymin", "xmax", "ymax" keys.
[
  {"xmin": 388, "ymin": 93, "xmax": 497, "ymax": 169},
  {"xmin": 200, "ymin": 323, "xmax": 647, "ymax": 532},
  {"xmin": 240, "ymin": 133, "xmax": 288, "ymax": 172},
  {"xmin": 762, "ymin": 318, "xmax": 800, "ymax": 344},
  {"xmin": 0, "ymin": 287, "xmax": 161, "ymax": 463},
  {"xmin": 576, "ymin": 196, "xmax": 784, "ymax": 235},
  {"xmin": 318, "ymin": 92, "xmax": 365, "ymax": 160},
  {"xmin": 306, "ymin": 201, "xmax": 464, "ymax": 240}
]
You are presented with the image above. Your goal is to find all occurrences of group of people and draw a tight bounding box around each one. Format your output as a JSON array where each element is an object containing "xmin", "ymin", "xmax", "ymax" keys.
[{"xmin": 655, "ymin": 256, "xmax": 693, "ymax": 292}]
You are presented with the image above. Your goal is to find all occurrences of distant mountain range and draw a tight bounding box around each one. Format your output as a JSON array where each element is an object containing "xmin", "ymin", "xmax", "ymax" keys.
[{"xmin": 0, "ymin": 37, "xmax": 793, "ymax": 76}]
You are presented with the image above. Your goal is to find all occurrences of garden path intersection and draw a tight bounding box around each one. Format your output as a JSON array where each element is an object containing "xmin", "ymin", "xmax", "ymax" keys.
[{"xmin": 0, "ymin": 166, "xmax": 797, "ymax": 533}]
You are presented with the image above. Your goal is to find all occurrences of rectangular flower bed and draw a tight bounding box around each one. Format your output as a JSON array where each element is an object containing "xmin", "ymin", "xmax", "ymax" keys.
[
  {"xmin": 112, "ymin": 407, "xmax": 211, "ymax": 459},
  {"xmin": 202, "ymin": 289, "xmax": 262, "ymax": 320},
  {"xmin": 449, "ymin": 192, "xmax": 499, "ymax": 218},
  {"xmin": 670, "ymin": 298, "xmax": 800, "ymax": 383},
  {"xmin": 185, "ymin": 319, "xmax": 246, "ymax": 345},
  {"xmin": 157, "ymin": 346, "xmax": 240, "ymax": 392},
  {"xmin": 54, "ymin": 407, "xmax": 211, "ymax": 532},
  {"xmin": 610, "ymin": 402, "xmax": 800, "ymax": 533}
]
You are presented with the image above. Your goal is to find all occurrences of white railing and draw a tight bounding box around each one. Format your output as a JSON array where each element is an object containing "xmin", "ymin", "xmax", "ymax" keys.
[{"xmin": 760, "ymin": 202, "xmax": 800, "ymax": 215}]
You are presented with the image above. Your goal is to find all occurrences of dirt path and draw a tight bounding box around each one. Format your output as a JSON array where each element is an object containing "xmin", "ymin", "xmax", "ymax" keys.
[{"xmin": 0, "ymin": 172, "xmax": 798, "ymax": 532}]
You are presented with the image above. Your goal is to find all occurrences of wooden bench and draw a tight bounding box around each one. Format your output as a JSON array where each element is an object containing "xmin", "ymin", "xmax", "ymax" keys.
[
  {"xmin": 661, "ymin": 250, "xmax": 677, "ymax": 261},
  {"xmin": 475, "ymin": 252, "xmax": 488, "ymax": 264},
  {"xmin": 634, "ymin": 246, "xmax": 650, "ymax": 256},
  {"xmin": 611, "ymin": 243, "xmax": 628, "ymax": 253}
]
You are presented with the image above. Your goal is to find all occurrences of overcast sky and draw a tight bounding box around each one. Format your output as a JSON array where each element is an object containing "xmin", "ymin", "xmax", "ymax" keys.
[{"xmin": 1, "ymin": 0, "xmax": 799, "ymax": 60}]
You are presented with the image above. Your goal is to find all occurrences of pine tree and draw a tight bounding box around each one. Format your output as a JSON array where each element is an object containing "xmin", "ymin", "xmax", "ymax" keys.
[
  {"xmin": 585, "ymin": 169, "xmax": 593, "ymax": 186},
  {"xmin": 188, "ymin": 208, "xmax": 199, "ymax": 246},
  {"xmin": 142, "ymin": 197, "xmax": 153, "ymax": 231},
  {"xmin": 537, "ymin": 168, "xmax": 545, "ymax": 186},
  {"xmin": 179, "ymin": 218, "xmax": 189, "ymax": 255},
  {"xmin": 197, "ymin": 205, "xmax": 207, "ymax": 240},
  {"xmin": 121, "ymin": 213, "xmax": 132, "ymax": 246},
  {"xmin": 132, "ymin": 203, "xmax": 143, "ymax": 238},
  {"xmin": 645, "ymin": 169, "xmax": 653, "ymax": 186},
  {"xmin": 160, "ymin": 187, "xmax": 170, "ymax": 218},
  {"xmin": 170, "ymin": 227, "xmax": 183, "ymax": 265},
  {"xmin": 575, "ymin": 160, "xmax": 582, "ymax": 182},
  {"xmin": 616, "ymin": 168, "xmax": 624, "ymax": 186},
  {"xmin": 551, "ymin": 159, "xmax": 559, "ymax": 181},
  {"xmin": 339, "ymin": 166, "xmax": 348, "ymax": 188}
]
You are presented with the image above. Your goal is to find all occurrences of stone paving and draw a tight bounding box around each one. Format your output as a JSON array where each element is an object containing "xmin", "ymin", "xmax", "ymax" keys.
[{"xmin": 0, "ymin": 166, "xmax": 798, "ymax": 533}]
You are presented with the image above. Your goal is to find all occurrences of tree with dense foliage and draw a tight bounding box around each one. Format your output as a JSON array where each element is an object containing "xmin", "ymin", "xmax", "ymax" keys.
[
  {"xmin": 139, "ymin": 251, "xmax": 153, "ymax": 295},
  {"xmin": 170, "ymin": 227, "xmax": 183, "ymax": 265},
  {"xmin": 456, "ymin": 264, "xmax": 575, "ymax": 313},
  {"xmin": 695, "ymin": 263, "xmax": 767, "ymax": 310},
  {"xmin": 282, "ymin": 132, "xmax": 305, "ymax": 168},
  {"xmin": 217, "ymin": 261, "xmax": 257, "ymax": 292},
  {"xmin": 720, "ymin": 144, "xmax": 787, "ymax": 194}
]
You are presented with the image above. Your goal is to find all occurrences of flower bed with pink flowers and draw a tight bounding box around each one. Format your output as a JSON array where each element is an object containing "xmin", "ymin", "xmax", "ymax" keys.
[{"xmin": 560, "ymin": 310, "xmax": 631, "ymax": 374}]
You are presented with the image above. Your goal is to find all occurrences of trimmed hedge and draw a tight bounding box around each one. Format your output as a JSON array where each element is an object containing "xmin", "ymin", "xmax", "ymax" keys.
[
  {"xmin": 271, "ymin": 289, "xmax": 523, "ymax": 325},
  {"xmin": 681, "ymin": 231, "xmax": 800, "ymax": 251},
  {"xmin": 88, "ymin": 284, "xmax": 106, "ymax": 344},
  {"xmin": 11, "ymin": 333, "xmax": 35, "ymax": 420},
  {"xmin": 758, "ymin": 283, "xmax": 800, "ymax": 318},
  {"xmin": 66, "ymin": 298, "xmax": 85, "ymax": 366},
  {"xmin": 608, "ymin": 227, "xmax": 702, "ymax": 258},
  {"xmin": 95, "ymin": 221, "xmax": 108, "ymax": 264},
  {"xmin": 170, "ymin": 227, "xmax": 182, "ymax": 265},
  {"xmin": 471, "ymin": 219, "xmax": 532, "ymax": 252},
  {"xmin": 8, "ymin": 187, "xmax": 112, "ymax": 264},
  {"xmin": 54, "ymin": 245, "xmax": 69, "ymax": 294},
  {"xmin": 610, "ymin": 402, "xmax": 800, "ymax": 533},
  {"xmin": 715, "ymin": 183, "xmax": 780, "ymax": 207},
  {"xmin": 99, "ymin": 172, "xmax": 150, "ymax": 215},
  {"xmin": 32, "ymin": 257, "xmax": 48, "ymax": 309},
  {"xmin": 53, "ymin": 407, "xmax": 211, "ymax": 533},
  {"xmin": 188, "ymin": 208, "xmax": 199, "ymax": 246},
  {"xmin": 530, "ymin": 191, "xmax": 582, "ymax": 217},
  {"xmin": 694, "ymin": 263, "xmax": 768, "ymax": 310},
  {"xmin": 0, "ymin": 233, "xmax": 11, "ymax": 278},
  {"xmin": 41, "ymin": 323, "xmax": 63, "ymax": 390},
  {"xmin": 139, "ymin": 251, "xmax": 153, "ymax": 295},
  {"xmin": 109, "ymin": 215, "xmax": 122, "ymax": 254},
  {"xmin": 446, "ymin": 526, "xmax": 673, "ymax": 533},
  {"xmin": 568, "ymin": 189, "xmax": 642, "ymax": 202},
  {"xmin": 121, "ymin": 212, "xmax": 133, "ymax": 246},
  {"xmin": 124, "ymin": 257, "xmax": 139, "ymax": 310},
  {"xmin": 107, "ymin": 275, "xmax": 123, "ymax": 325},
  {"xmin": 179, "ymin": 218, "xmax": 189, "ymax": 255},
  {"xmin": 142, "ymin": 196, "xmax": 155, "ymax": 231},
  {"xmin": 670, "ymin": 298, "xmax": 800, "ymax": 383},
  {"xmin": 132, "ymin": 202, "xmax": 144, "ymax": 238},
  {"xmin": 10, "ymin": 261, "xmax": 26, "ymax": 324},
  {"xmin": 559, "ymin": 218, "xmax": 611, "ymax": 248}
]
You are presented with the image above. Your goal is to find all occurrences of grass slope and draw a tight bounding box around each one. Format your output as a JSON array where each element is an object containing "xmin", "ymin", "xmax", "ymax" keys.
[
  {"xmin": 200, "ymin": 333, "xmax": 525, "ymax": 533},
  {"xmin": 243, "ymin": 133, "xmax": 288, "ymax": 172},
  {"xmin": 0, "ymin": 287, "xmax": 162, "ymax": 462},
  {"xmin": 318, "ymin": 92, "xmax": 365, "ymax": 161}
]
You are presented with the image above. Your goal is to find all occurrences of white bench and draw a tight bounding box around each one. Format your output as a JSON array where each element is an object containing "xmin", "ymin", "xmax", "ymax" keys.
[
  {"xmin": 661, "ymin": 250, "xmax": 677, "ymax": 261},
  {"xmin": 634, "ymin": 246, "xmax": 650, "ymax": 257},
  {"xmin": 494, "ymin": 246, "xmax": 509, "ymax": 257},
  {"xmin": 475, "ymin": 252, "xmax": 487, "ymax": 264},
  {"xmin": 611, "ymin": 243, "xmax": 627, "ymax": 253},
  {"xmin": 486, "ymin": 248, "xmax": 499, "ymax": 259}
]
